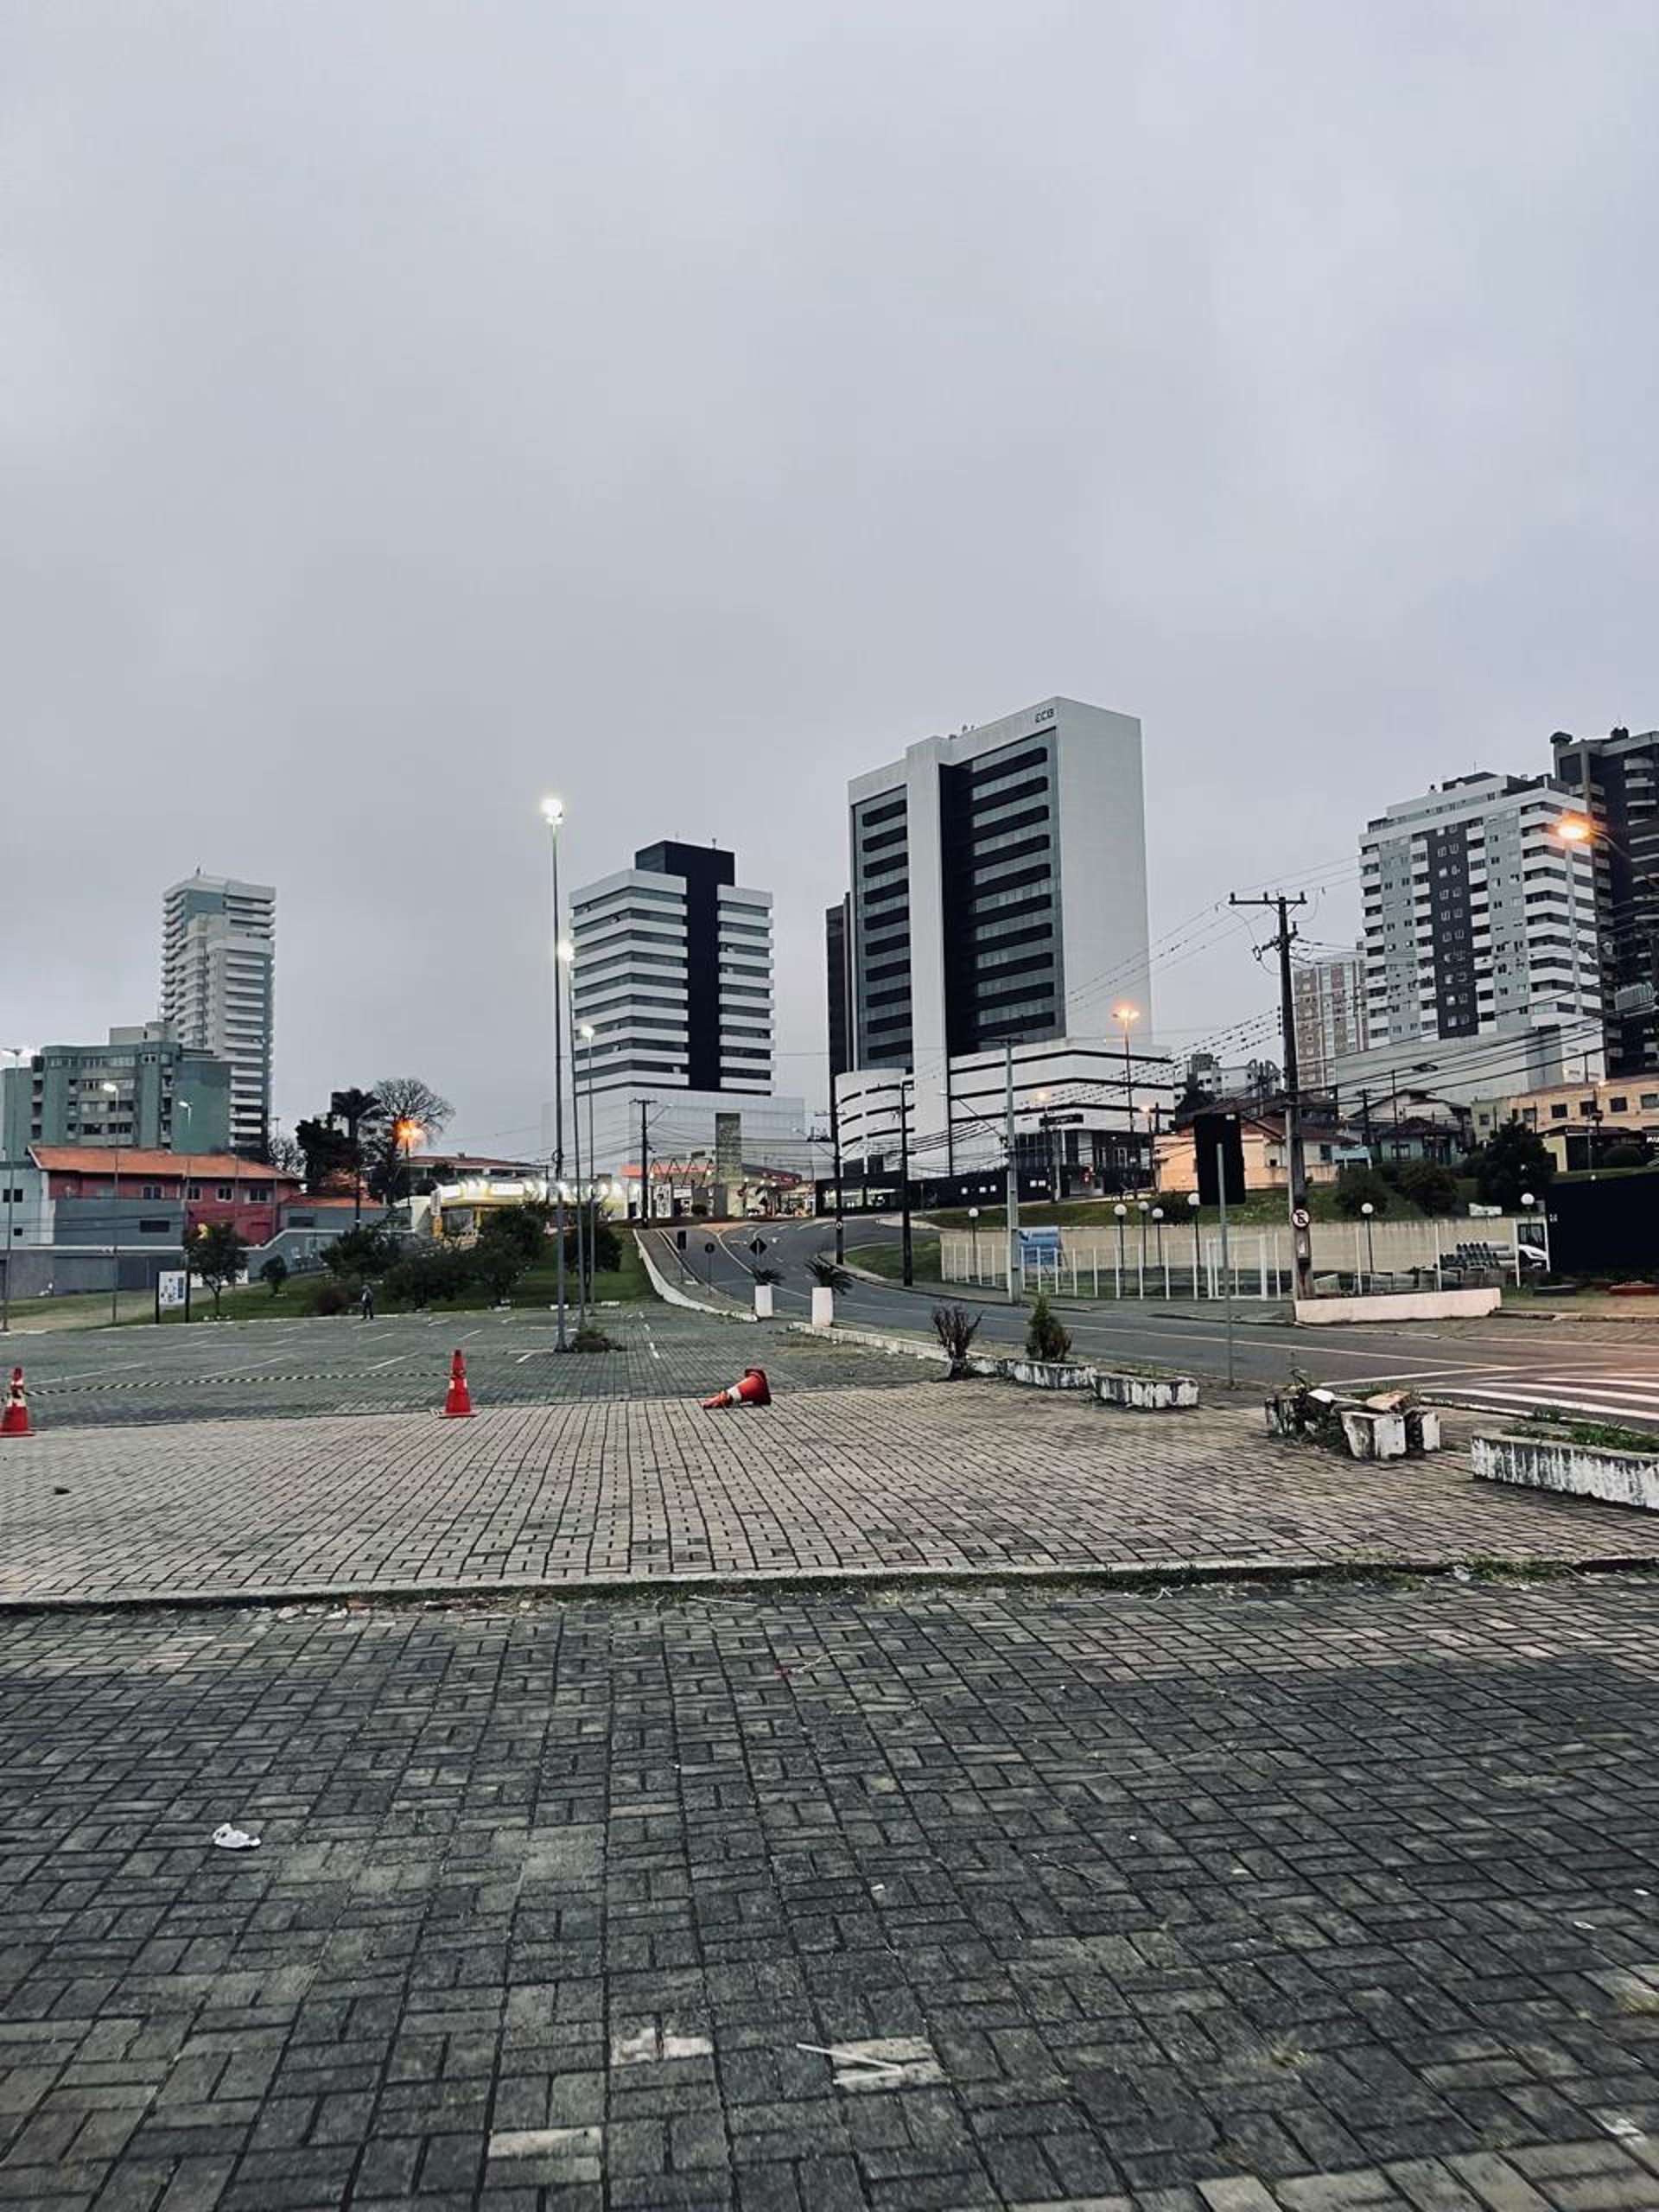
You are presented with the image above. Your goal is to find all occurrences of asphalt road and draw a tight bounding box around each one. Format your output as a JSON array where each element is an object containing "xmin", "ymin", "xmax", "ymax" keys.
[{"xmin": 650, "ymin": 1216, "xmax": 1659, "ymax": 1428}]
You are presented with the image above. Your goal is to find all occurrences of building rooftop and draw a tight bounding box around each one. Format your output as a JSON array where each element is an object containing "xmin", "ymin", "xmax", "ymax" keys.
[{"xmin": 29, "ymin": 1146, "xmax": 297, "ymax": 1180}]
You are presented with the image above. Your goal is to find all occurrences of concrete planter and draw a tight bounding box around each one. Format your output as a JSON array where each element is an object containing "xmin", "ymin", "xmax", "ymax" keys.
[
  {"xmin": 1096, "ymin": 1372, "xmax": 1199, "ymax": 1411},
  {"xmin": 1339, "ymin": 1408, "xmax": 1409, "ymax": 1460},
  {"xmin": 1472, "ymin": 1431, "xmax": 1659, "ymax": 1511},
  {"xmin": 966, "ymin": 1353, "xmax": 1095, "ymax": 1389},
  {"xmin": 810, "ymin": 1287, "xmax": 834, "ymax": 1328},
  {"xmin": 753, "ymin": 1285, "xmax": 774, "ymax": 1319}
]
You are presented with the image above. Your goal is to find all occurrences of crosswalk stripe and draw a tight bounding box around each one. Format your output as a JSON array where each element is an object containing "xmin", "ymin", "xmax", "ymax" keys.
[{"xmin": 1434, "ymin": 1382, "xmax": 1659, "ymax": 1424}]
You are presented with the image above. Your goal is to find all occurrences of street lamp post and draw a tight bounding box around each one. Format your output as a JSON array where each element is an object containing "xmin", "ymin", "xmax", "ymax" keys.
[
  {"xmin": 102, "ymin": 1080, "xmax": 123, "ymax": 1325},
  {"xmin": 1152, "ymin": 1205, "xmax": 1167, "ymax": 1298},
  {"xmin": 1186, "ymin": 1189, "xmax": 1201, "ymax": 1297},
  {"xmin": 1551, "ymin": 814, "xmax": 1594, "ymax": 1030},
  {"xmin": 1114, "ymin": 1004, "xmax": 1141, "ymax": 1188},
  {"xmin": 968, "ymin": 1205, "xmax": 980, "ymax": 1282},
  {"xmin": 0, "ymin": 1046, "xmax": 33, "ymax": 1334},
  {"xmin": 580, "ymin": 1020, "xmax": 597, "ymax": 1300},
  {"xmin": 539, "ymin": 797, "xmax": 569, "ymax": 1351},
  {"xmin": 561, "ymin": 945, "xmax": 587, "ymax": 1323},
  {"xmin": 1359, "ymin": 1199, "xmax": 1376, "ymax": 1291},
  {"xmin": 1113, "ymin": 1201, "xmax": 1127, "ymax": 1298},
  {"xmin": 1137, "ymin": 1200, "xmax": 1149, "ymax": 1298}
]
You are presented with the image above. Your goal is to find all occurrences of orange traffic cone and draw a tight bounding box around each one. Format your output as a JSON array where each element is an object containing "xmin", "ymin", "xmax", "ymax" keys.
[
  {"xmin": 440, "ymin": 1350, "xmax": 474, "ymax": 1419},
  {"xmin": 701, "ymin": 1365, "xmax": 771, "ymax": 1410},
  {"xmin": 1, "ymin": 1367, "xmax": 30, "ymax": 1439}
]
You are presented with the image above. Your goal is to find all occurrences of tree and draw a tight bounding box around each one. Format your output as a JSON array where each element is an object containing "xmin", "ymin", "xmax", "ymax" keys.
[
  {"xmin": 365, "ymin": 1077, "xmax": 454, "ymax": 1203},
  {"xmin": 480, "ymin": 1202, "xmax": 549, "ymax": 1267},
  {"xmin": 1473, "ymin": 1120, "xmax": 1556, "ymax": 1211},
  {"xmin": 383, "ymin": 1244, "xmax": 471, "ymax": 1308},
  {"xmin": 193, "ymin": 1222, "xmax": 247, "ymax": 1317},
  {"xmin": 1393, "ymin": 1160, "xmax": 1459, "ymax": 1215},
  {"xmin": 295, "ymin": 1116, "xmax": 358, "ymax": 1193},
  {"xmin": 258, "ymin": 1255, "xmax": 289, "ymax": 1298},
  {"xmin": 323, "ymin": 1224, "xmax": 401, "ymax": 1280},
  {"xmin": 262, "ymin": 1127, "xmax": 305, "ymax": 1177},
  {"xmin": 1332, "ymin": 1166, "xmax": 1392, "ymax": 1217}
]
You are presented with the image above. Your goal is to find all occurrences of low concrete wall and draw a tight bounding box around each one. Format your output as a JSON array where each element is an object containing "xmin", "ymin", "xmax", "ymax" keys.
[
  {"xmin": 1097, "ymin": 1372, "xmax": 1199, "ymax": 1411},
  {"xmin": 786, "ymin": 1321, "xmax": 946, "ymax": 1367},
  {"xmin": 1294, "ymin": 1287, "xmax": 1502, "ymax": 1326},
  {"xmin": 1472, "ymin": 1432, "xmax": 1659, "ymax": 1511}
]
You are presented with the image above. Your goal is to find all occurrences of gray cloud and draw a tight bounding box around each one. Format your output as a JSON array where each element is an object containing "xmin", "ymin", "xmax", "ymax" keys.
[{"xmin": 4, "ymin": 0, "xmax": 1656, "ymax": 1141}]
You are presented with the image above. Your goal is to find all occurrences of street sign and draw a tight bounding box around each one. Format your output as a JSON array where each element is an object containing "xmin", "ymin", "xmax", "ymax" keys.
[
  {"xmin": 1038, "ymin": 1111, "xmax": 1086, "ymax": 1127},
  {"xmin": 1291, "ymin": 1206, "xmax": 1312, "ymax": 1230},
  {"xmin": 158, "ymin": 1270, "xmax": 188, "ymax": 1310},
  {"xmin": 703, "ymin": 1242, "xmax": 716, "ymax": 1253},
  {"xmin": 748, "ymin": 1236, "xmax": 767, "ymax": 1255}
]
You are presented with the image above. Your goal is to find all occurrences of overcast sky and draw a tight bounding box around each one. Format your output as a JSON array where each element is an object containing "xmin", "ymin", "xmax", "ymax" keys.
[{"xmin": 5, "ymin": 1, "xmax": 1656, "ymax": 1150}]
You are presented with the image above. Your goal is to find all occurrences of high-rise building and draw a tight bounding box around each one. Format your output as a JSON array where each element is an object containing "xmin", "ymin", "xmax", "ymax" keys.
[
  {"xmin": 569, "ymin": 841, "xmax": 809, "ymax": 1197},
  {"xmin": 1552, "ymin": 726, "xmax": 1659, "ymax": 1074},
  {"xmin": 1354, "ymin": 772, "xmax": 1601, "ymax": 1089},
  {"xmin": 1292, "ymin": 946, "xmax": 1368, "ymax": 1092},
  {"xmin": 161, "ymin": 873, "xmax": 276, "ymax": 1156},
  {"xmin": 0, "ymin": 1025, "xmax": 232, "ymax": 1159},
  {"xmin": 824, "ymin": 895, "xmax": 853, "ymax": 1082},
  {"xmin": 833, "ymin": 696, "xmax": 1160, "ymax": 1188}
]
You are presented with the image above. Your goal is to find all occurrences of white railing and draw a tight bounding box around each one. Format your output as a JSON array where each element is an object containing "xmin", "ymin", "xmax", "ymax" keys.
[{"xmin": 939, "ymin": 1214, "xmax": 1541, "ymax": 1301}]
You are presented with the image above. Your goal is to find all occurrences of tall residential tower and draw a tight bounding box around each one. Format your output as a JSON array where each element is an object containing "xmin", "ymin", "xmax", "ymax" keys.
[{"xmin": 160, "ymin": 873, "xmax": 276, "ymax": 1155}]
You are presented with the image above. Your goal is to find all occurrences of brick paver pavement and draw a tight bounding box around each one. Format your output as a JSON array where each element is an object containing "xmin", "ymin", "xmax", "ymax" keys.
[
  {"xmin": 4, "ymin": 1579, "xmax": 1659, "ymax": 2209},
  {"xmin": 4, "ymin": 1367, "xmax": 1659, "ymax": 1605}
]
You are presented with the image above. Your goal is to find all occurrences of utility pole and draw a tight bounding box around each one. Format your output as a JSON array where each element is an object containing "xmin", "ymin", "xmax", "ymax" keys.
[
  {"xmin": 1359, "ymin": 1087, "xmax": 1375, "ymax": 1166},
  {"xmin": 638, "ymin": 1098, "xmax": 651, "ymax": 1227},
  {"xmin": 1003, "ymin": 1041, "xmax": 1020, "ymax": 1305},
  {"xmin": 1230, "ymin": 890, "xmax": 1313, "ymax": 1302},
  {"xmin": 898, "ymin": 1081, "xmax": 913, "ymax": 1287},
  {"xmin": 830, "ymin": 1082, "xmax": 845, "ymax": 1265}
]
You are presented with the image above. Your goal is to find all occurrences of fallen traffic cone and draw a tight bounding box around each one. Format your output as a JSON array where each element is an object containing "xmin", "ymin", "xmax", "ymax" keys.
[
  {"xmin": 440, "ymin": 1350, "xmax": 474, "ymax": 1419},
  {"xmin": 701, "ymin": 1365, "xmax": 771, "ymax": 1410},
  {"xmin": 1, "ymin": 1367, "xmax": 30, "ymax": 1439}
]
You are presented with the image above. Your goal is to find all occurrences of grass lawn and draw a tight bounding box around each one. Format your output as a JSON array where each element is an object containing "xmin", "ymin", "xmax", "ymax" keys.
[
  {"xmin": 151, "ymin": 1235, "xmax": 652, "ymax": 1325},
  {"xmin": 852, "ymin": 1241, "xmax": 946, "ymax": 1287}
]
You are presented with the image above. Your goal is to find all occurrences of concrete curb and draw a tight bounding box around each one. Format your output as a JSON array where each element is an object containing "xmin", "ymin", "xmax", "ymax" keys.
[
  {"xmin": 633, "ymin": 1233, "xmax": 753, "ymax": 1322},
  {"xmin": 785, "ymin": 1319, "xmax": 947, "ymax": 1366},
  {"xmin": 3, "ymin": 1550, "xmax": 1655, "ymax": 1619}
]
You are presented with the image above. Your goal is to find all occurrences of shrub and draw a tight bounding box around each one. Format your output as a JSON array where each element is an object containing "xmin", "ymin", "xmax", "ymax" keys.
[
  {"xmin": 383, "ymin": 1245, "xmax": 472, "ymax": 1308},
  {"xmin": 258, "ymin": 1255, "xmax": 289, "ymax": 1297},
  {"xmin": 807, "ymin": 1254, "xmax": 852, "ymax": 1292},
  {"xmin": 1392, "ymin": 1160, "xmax": 1459, "ymax": 1215},
  {"xmin": 304, "ymin": 1277, "xmax": 351, "ymax": 1317},
  {"xmin": 1025, "ymin": 1292, "xmax": 1071, "ymax": 1363},
  {"xmin": 1333, "ymin": 1166, "xmax": 1392, "ymax": 1217},
  {"xmin": 1602, "ymin": 1139, "xmax": 1650, "ymax": 1169},
  {"xmin": 931, "ymin": 1301, "xmax": 982, "ymax": 1378},
  {"xmin": 571, "ymin": 1324, "xmax": 616, "ymax": 1353},
  {"xmin": 752, "ymin": 1264, "xmax": 784, "ymax": 1286}
]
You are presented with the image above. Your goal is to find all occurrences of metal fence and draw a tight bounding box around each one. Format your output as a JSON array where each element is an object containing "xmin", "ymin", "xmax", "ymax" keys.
[{"xmin": 939, "ymin": 1214, "xmax": 1544, "ymax": 1301}]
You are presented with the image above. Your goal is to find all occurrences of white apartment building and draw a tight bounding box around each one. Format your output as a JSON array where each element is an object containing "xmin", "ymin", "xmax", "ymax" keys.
[
  {"xmin": 567, "ymin": 840, "xmax": 806, "ymax": 1197},
  {"xmin": 833, "ymin": 695, "xmax": 1163, "ymax": 1188},
  {"xmin": 1292, "ymin": 946, "xmax": 1368, "ymax": 1091},
  {"xmin": 160, "ymin": 872, "xmax": 276, "ymax": 1154},
  {"xmin": 1358, "ymin": 774, "xmax": 1601, "ymax": 1077}
]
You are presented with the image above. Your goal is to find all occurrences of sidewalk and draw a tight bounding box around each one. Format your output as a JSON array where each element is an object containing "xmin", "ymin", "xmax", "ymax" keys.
[{"xmin": 7, "ymin": 1378, "xmax": 1659, "ymax": 1609}]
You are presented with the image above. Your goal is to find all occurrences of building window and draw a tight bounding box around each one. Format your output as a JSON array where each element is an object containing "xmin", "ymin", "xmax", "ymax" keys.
[
  {"xmin": 137, "ymin": 1217, "xmax": 170, "ymax": 1234},
  {"xmin": 188, "ymin": 1182, "xmax": 201, "ymax": 1199},
  {"xmin": 216, "ymin": 1184, "xmax": 234, "ymax": 1200},
  {"xmin": 1550, "ymin": 1103, "xmax": 1568, "ymax": 1121},
  {"xmin": 141, "ymin": 1184, "xmax": 163, "ymax": 1200},
  {"xmin": 1609, "ymin": 1096, "xmax": 1629, "ymax": 1114}
]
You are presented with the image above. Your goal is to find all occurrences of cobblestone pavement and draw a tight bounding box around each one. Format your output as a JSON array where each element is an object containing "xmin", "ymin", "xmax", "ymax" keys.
[
  {"xmin": 5, "ymin": 1579, "xmax": 1659, "ymax": 2210},
  {"xmin": 4, "ymin": 1313, "xmax": 927, "ymax": 1433},
  {"xmin": 9, "ymin": 1363, "xmax": 1659, "ymax": 1605}
]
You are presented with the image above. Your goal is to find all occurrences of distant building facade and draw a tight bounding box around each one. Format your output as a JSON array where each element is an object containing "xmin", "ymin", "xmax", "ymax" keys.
[
  {"xmin": 567, "ymin": 840, "xmax": 807, "ymax": 1198},
  {"xmin": 1292, "ymin": 947, "xmax": 1368, "ymax": 1091},
  {"xmin": 1552, "ymin": 725, "xmax": 1659, "ymax": 1075},
  {"xmin": 0, "ymin": 1025, "xmax": 232, "ymax": 1158},
  {"xmin": 161, "ymin": 872, "xmax": 276, "ymax": 1155}
]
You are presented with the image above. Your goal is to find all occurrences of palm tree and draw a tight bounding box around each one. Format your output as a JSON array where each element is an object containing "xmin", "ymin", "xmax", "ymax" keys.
[{"xmin": 329, "ymin": 1087, "xmax": 385, "ymax": 1225}]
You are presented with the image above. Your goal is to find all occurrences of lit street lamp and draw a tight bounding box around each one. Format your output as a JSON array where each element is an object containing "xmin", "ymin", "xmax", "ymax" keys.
[{"xmin": 1548, "ymin": 814, "xmax": 1595, "ymax": 1039}]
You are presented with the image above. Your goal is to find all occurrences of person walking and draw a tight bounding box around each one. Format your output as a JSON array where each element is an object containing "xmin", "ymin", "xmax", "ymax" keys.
[{"xmin": 359, "ymin": 1282, "xmax": 376, "ymax": 1320}]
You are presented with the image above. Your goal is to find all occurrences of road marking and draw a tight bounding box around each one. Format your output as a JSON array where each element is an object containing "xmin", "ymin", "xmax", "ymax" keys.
[{"xmin": 364, "ymin": 1355, "xmax": 404, "ymax": 1371}]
